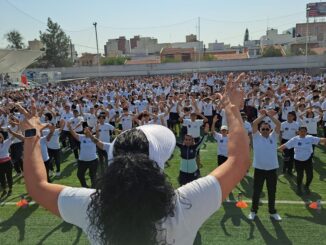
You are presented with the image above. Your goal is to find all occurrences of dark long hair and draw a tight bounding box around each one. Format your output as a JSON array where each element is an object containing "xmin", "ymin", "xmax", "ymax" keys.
[{"xmin": 87, "ymin": 129, "xmax": 175, "ymax": 245}]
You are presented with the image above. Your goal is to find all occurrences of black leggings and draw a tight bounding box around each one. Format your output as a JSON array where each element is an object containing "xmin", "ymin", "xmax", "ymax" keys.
[
  {"xmin": 77, "ymin": 159, "xmax": 98, "ymax": 188},
  {"xmin": 48, "ymin": 148, "xmax": 61, "ymax": 172},
  {"xmin": 295, "ymin": 157, "xmax": 313, "ymax": 188},
  {"xmin": 10, "ymin": 142, "xmax": 23, "ymax": 174},
  {"xmin": 0, "ymin": 160, "xmax": 13, "ymax": 190}
]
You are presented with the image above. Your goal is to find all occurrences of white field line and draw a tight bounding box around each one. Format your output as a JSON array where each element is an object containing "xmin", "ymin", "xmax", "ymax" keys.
[{"xmin": 0, "ymin": 200, "xmax": 324, "ymax": 206}]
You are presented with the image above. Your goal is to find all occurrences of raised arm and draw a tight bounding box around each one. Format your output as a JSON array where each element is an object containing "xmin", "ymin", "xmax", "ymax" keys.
[
  {"xmin": 252, "ymin": 110, "xmax": 266, "ymax": 134},
  {"xmin": 267, "ymin": 110, "xmax": 281, "ymax": 134},
  {"xmin": 7, "ymin": 127, "xmax": 25, "ymax": 141},
  {"xmin": 18, "ymin": 99, "xmax": 65, "ymax": 217},
  {"xmin": 67, "ymin": 122, "xmax": 80, "ymax": 141},
  {"xmin": 209, "ymin": 73, "xmax": 250, "ymax": 200}
]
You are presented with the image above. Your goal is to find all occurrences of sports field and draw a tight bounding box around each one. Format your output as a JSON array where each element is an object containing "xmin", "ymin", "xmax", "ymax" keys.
[{"xmin": 0, "ymin": 136, "xmax": 325, "ymax": 245}]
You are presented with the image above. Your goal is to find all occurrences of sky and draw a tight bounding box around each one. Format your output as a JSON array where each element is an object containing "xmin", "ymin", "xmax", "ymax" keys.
[{"xmin": 0, "ymin": 0, "xmax": 321, "ymax": 55}]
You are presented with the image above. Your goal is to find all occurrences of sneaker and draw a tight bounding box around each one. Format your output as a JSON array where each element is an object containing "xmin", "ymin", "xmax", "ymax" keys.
[
  {"xmin": 248, "ymin": 212, "xmax": 256, "ymax": 220},
  {"xmin": 55, "ymin": 172, "xmax": 61, "ymax": 177},
  {"xmin": 270, "ymin": 213, "xmax": 282, "ymax": 221}
]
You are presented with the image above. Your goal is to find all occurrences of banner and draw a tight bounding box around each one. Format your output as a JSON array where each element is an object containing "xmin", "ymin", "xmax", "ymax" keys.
[{"xmin": 307, "ymin": 2, "xmax": 326, "ymax": 17}]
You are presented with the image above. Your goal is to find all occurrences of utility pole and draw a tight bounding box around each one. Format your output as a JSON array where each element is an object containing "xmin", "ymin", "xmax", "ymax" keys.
[
  {"xmin": 93, "ymin": 22, "xmax": 100, "ymax": 76},
  {"xmin": 70, "ymin": 39, "xmax": 73, "ymax": 64},
  {"xmin": 305, "ymin": 8, "xmax": 310, "ymax": 73},
  {"xmin": 198, "ymin": 16, "xmax": 201, "ymax": 71}
]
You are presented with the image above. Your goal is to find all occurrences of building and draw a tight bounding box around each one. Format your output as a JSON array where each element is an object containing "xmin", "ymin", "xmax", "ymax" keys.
[
  {"xmin": 296, "ymin": 22, "xmax": 326, "ymax": 41},
  {"xmin": 207, "ymin": 41, "xmax": 230, "ymax": 51},
  {"xmin": 186, "ymin": 34, "xmax": 197, "ymax": 43},
  {"xmin": 208, "ymin": 50, "xmax": 249, "ymax": 60},
  {"xmin": 244, "ymin": 40, "xmax": 261, "ymax": 58},
  {"xmin": 77, "ymin": 53, "xmax": 100, "ymax": 66},
  {"xmin": 260, "ymin": 28, "xmax": 295, "ymax": 47},
  {"xmin": 160, "ymin": 48, "xmax": 195, "ymax": 62},
  {"xmin": 28, "ymin": 39, "xmax": 44, "ymax": 51},
  {"xmin": 130, "ymin": 35, "xmax": 140, "ymax": 49},
  {"xmin": 104, "ymin": 37, "xmax": 130, "ymax": 57},
  {"xmin": 171, "ymin": 41, "xmax": 204, "ymax": 52},
  {"xmin": 131, "ymin": 37, "xmax": 169, "ymax": 55}
]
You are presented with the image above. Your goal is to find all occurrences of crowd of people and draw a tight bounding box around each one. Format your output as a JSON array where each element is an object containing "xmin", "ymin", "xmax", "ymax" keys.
[{"xmin": 0, "ymin": 70, "xmax": 325, "ymax": 244}]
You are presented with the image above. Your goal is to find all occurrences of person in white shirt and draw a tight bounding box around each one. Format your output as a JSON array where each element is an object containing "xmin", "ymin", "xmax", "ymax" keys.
[
  {"xmin": 211, "ymin": 118, "xmax": 228, "ymax": 166},
  {"xmin": 248, "ymin": 109, "xmax": 282, "ymax": 221},
  {"xmin": 321, "ymin": 99, "xmax": 326, "ymax": 137},
  {"xmin": 69, "ymin": 110, "xmax": 84, "ymax": 160},
  {"xmin": 0, "ymin": 132, "xmax": 21, "ymax": 196},
  {"xmin": 45, "ymin": 123, "xmax": 63, "ymax": 177},
  {"xmin": 95, "ymin": 114, "xmax": 116, "ymax": 169},
  {"xmin": 67, "ymin": 123, "xmax": 98, "ymax": 188},
  {"xmin": 7, "ymin": 119, "xmax": 24, "ymax": 176},
  {"xmin": 18, "ymin": 73, "xmax": 250, "ymax": 245},
  {"xmin": 280, "ymin": 111, "xmax": 299, "ymax": 175},
  {"xmin": 279, "ymin": 126, "xmax": 326, "ymax": 195},
  {"xmin": 299, "ymin": 109, "xmax": 322, "ymax": 136},
  {"xmin": 59, "ymin": 104, "xmax": 74, "ymax": 148}
]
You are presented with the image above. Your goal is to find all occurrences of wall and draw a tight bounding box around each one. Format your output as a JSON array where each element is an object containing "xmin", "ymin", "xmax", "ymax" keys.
[{"xmin": 27, "ymin": 55, "xmax": 326, "ymax": 79}]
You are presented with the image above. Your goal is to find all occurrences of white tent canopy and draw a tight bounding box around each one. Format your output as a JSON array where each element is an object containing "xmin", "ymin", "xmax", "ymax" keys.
[{"xmin": 0, "ymin": 49, "xmax": 43, "ymax": 73}]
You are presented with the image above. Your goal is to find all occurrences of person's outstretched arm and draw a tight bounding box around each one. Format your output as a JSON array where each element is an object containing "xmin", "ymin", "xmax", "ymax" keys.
[
  {"xmin": 209, "ymin": 73, "xmax": 250, "ymax": 200},
  {"xmin": 16, "ymin": 100, "xmax": 65, "ymax": 217}
]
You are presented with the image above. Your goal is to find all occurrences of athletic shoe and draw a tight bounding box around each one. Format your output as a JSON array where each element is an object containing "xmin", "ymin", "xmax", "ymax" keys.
[
  {"xmin": 56, "ymin": 172, "xmax": 61, "ymax": 177},
  {"xmin": 248, "ymin": 212, "xmax": 256, "ymax": 220},
  {"xmin": 270, "ymin": 213, "xmax": 282, "ymax": 221}
]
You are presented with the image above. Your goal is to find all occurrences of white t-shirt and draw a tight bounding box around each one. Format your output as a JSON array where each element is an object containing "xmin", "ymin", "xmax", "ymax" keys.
[
  {"xmin": 43, "ymin": 129, "xmax": 61, "ymax": 150},
  {"xmin": 120, "ymin": 115, "xmax": 133, "ymax": 131},
  {"xmin": 78, "ymin": 135, "xmax": 97, "ymax": 161},
  {"xmin": 60, "ymin": 112, "xmax": 74, "ymax": 131},
  {"xmin": 213, "ymin": 133, "xmax": 228, "ymax": 157},
  {"xmin": 243, "ymin": 121, "xmax": 252, "ymax": 135},
  {"xmin": 70, "ymin": 116, "xmax": 84, "ymax": 132},
  {"xmin": 285, "ymin": 135, "xmax": 320, "ymax": 161},
  {"xmin": 58, "ymin": 175, "xmax": 222, "ymax": 245},
  {"xmin": 0, "ymin": 138, "xmax": 12, "ymax": 158},
  {"xmin": 40, "ymin": 136, "xmax": 50, "ymax": 162},
  {"xmin": 300, "ymin": 116, "xmax": 320, "ymax": 135},
  {"xmin": 281, "ymin": 121, "xmax": 300, "ymax": 140},
  {"xmin": 84, "ymin": 113, "xmax": 97, "ymax": 129},
  {"xmin": 98, "ymin": 123, "xmax": 115, "ymax": 143},
  {"xmin": 183, "ymin": 119, "xmax": 203, "ymax": 138},
  {"xmin": 321, "ymin": 100, "xmax": 326, "ymax": 121},
  {"xmin": 252, "ymin": 131, "xmax": 279, "ymax": 170}
]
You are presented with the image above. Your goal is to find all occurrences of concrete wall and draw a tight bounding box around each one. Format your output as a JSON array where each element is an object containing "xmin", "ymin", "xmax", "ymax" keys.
[{"xmin": 28, "ymin": 55, "xmax": 326, "ymax": 79}]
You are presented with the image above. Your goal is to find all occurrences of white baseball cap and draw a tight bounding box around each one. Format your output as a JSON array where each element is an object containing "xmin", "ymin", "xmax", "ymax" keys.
[
  {"xmin": 108, "ymin": 125, "xmax": 176, "ymax": 170},
  {"xmin": 221, "ymin": 125, "xmax": 228, "ymax": 131}
]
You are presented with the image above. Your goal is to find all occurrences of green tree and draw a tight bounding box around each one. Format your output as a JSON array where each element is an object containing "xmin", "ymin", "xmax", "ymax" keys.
[
  {"xmin": 4, "ymin": 30, "xmax": 24, "ymax": 49},
  {"xmin": 262, "ymin": 46, "xmax": 283, "ymax": 57},
  {"xmin": 101, "ymin": 56, "xmax": 130, "ymax": 65},
  {"xmin": 244, "ymin": 28, "xmax": 249, "ymax": 43},
  {"xmin": 40, "ymin": 18, "xmax": 71, "ymax": 67}
]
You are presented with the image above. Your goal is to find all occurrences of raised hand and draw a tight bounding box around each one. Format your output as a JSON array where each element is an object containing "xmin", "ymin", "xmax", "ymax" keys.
[{"xmin": 215, "ymin": 73, "xmax": 245, "ymax": 109}]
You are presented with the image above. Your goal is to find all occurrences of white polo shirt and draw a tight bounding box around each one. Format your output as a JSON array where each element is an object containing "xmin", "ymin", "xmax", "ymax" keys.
[
  {"xmin": 252, "ymin": 131, "xmax": 279, "ymax": 170},
  {"xmin": 213, "ymin": 132, "xmax": 228, "ymax": 157},
  {"xmin": 58, "ymin": 175, "xmax": 222, "ymax": 245},
  {"xmin": 284, "ymin": 135, "xmax": 320, "ymax": 161},
  {"xmin": 70, "ymin": 116, "xmax": 84, "ymax": 132},
  {"xmin": 183, "ymin": 119, "xmax": 203, "ymax": 138},
  {"xmin": 281, "ymin": 121, "xmax": 299, "ymax": 140},
  {"xmin": 300, "ymin": 116, "xmax": 320, "ymax": 135},
  {"xmin": 60, "ymin": 112, "xmax": 74, "ymax": 131},
  {"xmin": 120, "ymin": 115, "xmax": 133, "ymax": 131}
]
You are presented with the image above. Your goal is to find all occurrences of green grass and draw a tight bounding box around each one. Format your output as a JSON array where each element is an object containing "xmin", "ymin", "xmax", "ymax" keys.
[{"xmin": 0, "ymin": 136, "xmax": 325, "ymax": 245}]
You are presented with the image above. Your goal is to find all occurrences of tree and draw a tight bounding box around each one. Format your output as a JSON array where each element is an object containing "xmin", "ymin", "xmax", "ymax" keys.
[
  {"xmin": 101, "ymin": 56, "xmax": 130, "ymax": 65},
  {"xmin": 244, "ymin": 28, "xmax": 249, "ymax": 43},
  {"xmin": 262, "ymin": 46, "xmax": 283, "ymax": 57},
  {"xmin": 4, "ymin": 30, "xmax": 24, "ymax": 49},
  {"xmin": 40, "ymin": 18, "xmax": 71, "ymax": 67}
]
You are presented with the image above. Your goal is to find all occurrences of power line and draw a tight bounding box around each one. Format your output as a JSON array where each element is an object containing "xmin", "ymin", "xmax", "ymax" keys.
[
  {"xmin": 201, "ymin": 11, "xmax": 305, "ymax": 24},
  {"xmin": 4, "ymin": 0, "xmax": 93, "ymax": 33},
  {"xmin": 98, "ymin": 18, "xmax": 197, "ymax": 30}
]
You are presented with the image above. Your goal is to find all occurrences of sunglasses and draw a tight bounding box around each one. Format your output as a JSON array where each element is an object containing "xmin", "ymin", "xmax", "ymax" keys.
[{"xmin": 261, "ymin": 128, "xmax": 270, "ymax": 131}]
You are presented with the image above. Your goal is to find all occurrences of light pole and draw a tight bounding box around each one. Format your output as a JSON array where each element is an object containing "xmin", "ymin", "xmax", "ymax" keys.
[
  {"xmin": 93, "ymin": 22, "xmax": 100, "ymax": 76},
  {"xmin": 305, "ymin": 7, "xmax": 310, "ymax": 73}
]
